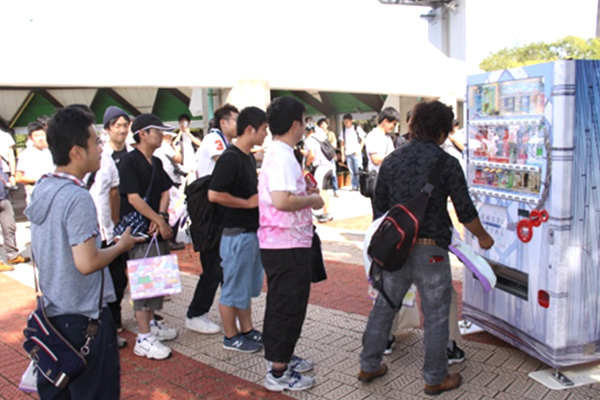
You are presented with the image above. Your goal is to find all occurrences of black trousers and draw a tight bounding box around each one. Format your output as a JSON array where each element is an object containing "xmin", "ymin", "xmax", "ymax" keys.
[
  {"xmin": 37, "ymin": 308, "xmax": 120, "ymax": 400},
  {"xmin": 261, "ymin": 247, "xmax": 312, "ymax": 363},
  {"xmin": 102, "ymin": 241, "xmax": 128, "ymax": 328},
  {"xmin": 186, "ymin": 246, "xmax": 223, "ymax": 318}
]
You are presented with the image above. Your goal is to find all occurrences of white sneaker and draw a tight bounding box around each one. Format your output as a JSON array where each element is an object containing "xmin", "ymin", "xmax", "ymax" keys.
[
  {"xmin": 264, "ymin": 367, "xmax": 315, "ymax": 392},
  {"xmin": 134, "ymin": 335, "xmax": 171, "ymax": 360},
  {"xmin": 150, "ymin": 320, "xmax": 178, "ymax": 341},
  {"xmin": 186, "ymin": 313, "xmax": 220, "ymax": 334}
]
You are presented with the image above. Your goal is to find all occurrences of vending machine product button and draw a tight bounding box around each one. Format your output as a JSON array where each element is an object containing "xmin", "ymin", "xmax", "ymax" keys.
[
  {"xmin": 517, "ymin": 219, "xmax": 533, "ymax": 243},
  {"xmin": 530, "ymin": 209, "xmax": 542, "ymax": 227}
]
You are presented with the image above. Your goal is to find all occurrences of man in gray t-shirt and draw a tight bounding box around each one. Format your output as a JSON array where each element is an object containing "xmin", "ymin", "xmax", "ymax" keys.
[{"xmin": 25, "ymin": 105, "xmax": 140, "ymax": 399}]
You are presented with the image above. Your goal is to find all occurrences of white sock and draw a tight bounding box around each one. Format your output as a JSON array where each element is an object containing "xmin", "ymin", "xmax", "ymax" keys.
[{"xmin": 137, "ymin": 332, "xmax": 152, "ymax": 342}]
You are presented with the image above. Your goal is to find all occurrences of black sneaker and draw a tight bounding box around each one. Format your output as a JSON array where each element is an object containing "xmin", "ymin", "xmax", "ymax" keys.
[
  {"xmin": 447, "ymin": 341, "xmax": 465, "ymax": 364},
  {"xmin": 383, "ymin": 336, "xmax": 395, "ymax": 355}
]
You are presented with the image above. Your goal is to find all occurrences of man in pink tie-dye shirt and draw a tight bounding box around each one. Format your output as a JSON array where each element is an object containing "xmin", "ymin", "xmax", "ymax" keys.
[{"xmin": 258, "ymin": 96, "xmax": 324, "ymax": 392}]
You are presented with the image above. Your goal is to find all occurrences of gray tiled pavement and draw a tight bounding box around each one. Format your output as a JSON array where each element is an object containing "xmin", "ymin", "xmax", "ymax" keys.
[{"xmin": 5, "ymin": 188, "xmax": 600, "ymax": 399}]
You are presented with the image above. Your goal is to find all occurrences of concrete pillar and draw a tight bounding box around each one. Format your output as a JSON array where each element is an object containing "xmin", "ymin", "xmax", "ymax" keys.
[{"xmin": 225, "ymin": 79, "xmax": 271, "ymax": 111}]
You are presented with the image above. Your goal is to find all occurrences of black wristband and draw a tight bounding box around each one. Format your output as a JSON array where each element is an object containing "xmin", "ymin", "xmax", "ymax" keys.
[{"xmin": 158, "ymin": 212, "xmax": 168, "ymax": 221}]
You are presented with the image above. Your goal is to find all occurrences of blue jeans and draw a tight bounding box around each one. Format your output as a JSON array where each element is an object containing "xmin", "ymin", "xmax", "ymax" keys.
[
  {"xmin": 346, "ymin": 153, "xmax": 361, "ymax": 189},
  {"xmin": 360, "ymin": 245, "xmax": 452, "ymax": 386},
  {"xmin": 330, "ymin": 159, "xmax": 339, "ymax": 192},
  {"xmin": 37, "ymin": 308, "xmax": 120, "ymax": 399}
]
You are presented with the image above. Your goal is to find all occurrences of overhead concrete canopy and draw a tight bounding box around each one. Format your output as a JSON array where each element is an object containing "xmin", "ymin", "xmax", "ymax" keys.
[{"xmin": 2, "ymin": 0, "xmax": 465, "ymax": 95}]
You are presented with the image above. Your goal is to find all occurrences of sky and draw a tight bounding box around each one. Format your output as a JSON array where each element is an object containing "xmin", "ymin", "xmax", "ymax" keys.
[
  {"xmin": 466, "ymin": 0, "xmax": 598, "ymax": 70},
  {"xmin": 0, "ymin": 0, "xmax": 598, "ymax": 84}
]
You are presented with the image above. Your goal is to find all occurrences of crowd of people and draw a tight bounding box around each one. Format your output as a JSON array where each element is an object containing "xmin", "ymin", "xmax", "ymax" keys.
[{"xmin": 2, "ymin": 96, "xmax": 494, "ymax": 398}]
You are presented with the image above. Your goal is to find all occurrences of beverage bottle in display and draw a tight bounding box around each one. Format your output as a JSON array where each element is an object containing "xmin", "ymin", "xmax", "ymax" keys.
[
  {"xmin": 521, "ymin": 95, "xmax": 530, "ymax": 114},
  {"xmin": 507, "ymin": 170, "xmax": 514, "ymax": 189}
]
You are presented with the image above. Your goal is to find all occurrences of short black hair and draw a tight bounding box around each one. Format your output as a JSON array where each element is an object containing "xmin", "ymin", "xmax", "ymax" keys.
[
  {"xmin": 453, "ymin": 119, "xmax": 460, "ymax": 128},
  {"xmin": 342, "ymin": 113, "xmax": 353, "ymax": 121},
  {"xmin": 237, "ymin": 106, "xmax": 267, "ymax": 137},
  {"xmin": 316, "ymin": 118, "xmax": 327, "ymax": 128},
  {"xmin": 267, "ymin": 96, "xmax": 306, "ymax": 136},
  {"xmin": 178, "ymin": 113, "xmax": 191, "ymax": 123},
  {"xmin": 46, "ymin": 105, "xmax": 96, "ymax": 166},
  {"xmin": 213, "ymin": 104, "xmax": 239, "ymax": 131},
  {"xmin": 27, "ymin": 121, "xmax": 46, "ymax": 137},
  {"xmin": 377, "ymin": 107, "xmax": 400, "ymax": 125},
  {"xmin": 409, "ymin": 100, "xmax": 454, "ymax": 143}
]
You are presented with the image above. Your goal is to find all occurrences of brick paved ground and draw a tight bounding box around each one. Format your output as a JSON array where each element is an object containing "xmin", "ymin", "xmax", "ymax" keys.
[{"xmin": 1, "ymin": 190, "xmax": 600, "ymax": 399}]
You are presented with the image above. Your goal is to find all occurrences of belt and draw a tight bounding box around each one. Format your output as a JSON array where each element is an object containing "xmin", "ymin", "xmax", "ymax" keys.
[
  {"xmin": 416, "ymin": 238, "xmax": 437, "ymax": 246},
  {"xmin": 222, "ymin": 227, "xmax": 257, "ymax": 236}
]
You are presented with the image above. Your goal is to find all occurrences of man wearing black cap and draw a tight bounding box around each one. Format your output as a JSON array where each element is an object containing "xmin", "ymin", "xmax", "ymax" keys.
[{"xmin": 118, "ymin": 113, "xmax": 178, "ymax": 360}]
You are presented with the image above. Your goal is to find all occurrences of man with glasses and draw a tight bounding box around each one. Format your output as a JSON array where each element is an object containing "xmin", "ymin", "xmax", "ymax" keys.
[
  {"xmin": 86, "ymin": 106, "xmax": 132, "ymax": 344},
  {"xmin": 118, "ymin": 113, "xmax": 178, "ymax": 360}
]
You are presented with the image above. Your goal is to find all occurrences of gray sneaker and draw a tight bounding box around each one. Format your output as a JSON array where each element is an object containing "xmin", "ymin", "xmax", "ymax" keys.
[
  {"xmin": 223, "ymin": 334, "xmax": 262, "ymax": 353},
  {"xmin": 268, "ymin": 355, "xmax": 314, "ymax": 373},
  {"xmin": 289, "ymin": 355, "xmax": 314, "ymax": 373},
  {"xmin": 264, "ymin": 367, "xmax": 315, "ymax": 392}
]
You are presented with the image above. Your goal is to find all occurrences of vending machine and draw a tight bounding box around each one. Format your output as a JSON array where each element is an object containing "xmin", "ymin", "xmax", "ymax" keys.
[{"xmin": 463, "ymin": 60, "xmax": 600, "ymax": 369}]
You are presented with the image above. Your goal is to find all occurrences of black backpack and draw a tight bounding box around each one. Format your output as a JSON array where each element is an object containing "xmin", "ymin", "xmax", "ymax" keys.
[
  {"xmin": 311, "ymin": 136, "xmax": 336, "ymax": 161},
  {"xmin": 185, "ymin": 175, "xmax": 224, "ymax": 253},
  {"xmin": 368, "ymin": 152, "xmax": 449, "ymax": 272}
]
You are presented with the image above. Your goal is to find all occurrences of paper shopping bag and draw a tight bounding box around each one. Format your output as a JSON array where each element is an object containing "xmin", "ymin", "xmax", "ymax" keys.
[{"xmin": 127, "ymin": 236, "xmax": 182, "ymax": 300}]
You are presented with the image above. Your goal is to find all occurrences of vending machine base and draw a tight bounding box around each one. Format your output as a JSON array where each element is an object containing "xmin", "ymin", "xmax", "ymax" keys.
[{"xmin": 529, "ymin": 364, "xmax": 600, "ymax": 390}]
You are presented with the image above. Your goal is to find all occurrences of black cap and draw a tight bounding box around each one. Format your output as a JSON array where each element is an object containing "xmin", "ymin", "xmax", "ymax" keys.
[{"xmin": 131, "ymin": 113, "xmax": 173, "ymax": 135}]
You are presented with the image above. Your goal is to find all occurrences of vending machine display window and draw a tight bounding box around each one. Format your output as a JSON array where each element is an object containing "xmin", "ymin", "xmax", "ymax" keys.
[{"xmin": 467, "ymin": 77, "xmax": 548, "ymax": 204}]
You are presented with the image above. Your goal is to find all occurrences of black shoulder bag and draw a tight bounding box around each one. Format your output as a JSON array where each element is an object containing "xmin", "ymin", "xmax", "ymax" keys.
[
  {"xmin": 23, "ymin": 257, "xmax": 104, "ymax": 389},
  {"xmin": 114, "ymin": 161, "xmax": 156, "ymax": 236}
]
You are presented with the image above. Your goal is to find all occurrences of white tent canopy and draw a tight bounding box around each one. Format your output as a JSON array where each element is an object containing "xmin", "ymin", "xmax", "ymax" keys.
[{"xmin": 1, "ymin": 0, "xmax": 465, "ymax": 99}]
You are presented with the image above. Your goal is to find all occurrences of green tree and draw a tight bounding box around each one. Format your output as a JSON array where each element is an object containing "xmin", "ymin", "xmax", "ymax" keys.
[{"xmin": 479, "ymin": 35, "xmax": 600, "ymax": 71}]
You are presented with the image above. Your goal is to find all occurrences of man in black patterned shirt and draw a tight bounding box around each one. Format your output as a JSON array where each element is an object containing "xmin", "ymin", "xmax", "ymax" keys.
[{"xmin": 358, "ymin": 100, "xmax": 494, "ymax": 396}]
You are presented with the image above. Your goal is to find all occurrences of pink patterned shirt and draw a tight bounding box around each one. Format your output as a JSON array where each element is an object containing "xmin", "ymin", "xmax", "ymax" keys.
[{"xmin": 258, "ymin": 140, "xmax": 313, "ymax": 249}]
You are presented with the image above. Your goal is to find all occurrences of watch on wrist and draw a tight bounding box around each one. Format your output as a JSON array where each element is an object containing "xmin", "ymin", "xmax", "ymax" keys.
[{"xmin": 158, "ymin": 212, "xmax": 169, "ymax": 221}]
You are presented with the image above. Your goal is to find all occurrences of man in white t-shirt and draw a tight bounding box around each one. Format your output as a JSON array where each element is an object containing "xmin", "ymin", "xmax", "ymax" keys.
[
  {"xmin": 175, "ymin": 113, "xmax": 201, "ymax": 176},
  {"xmin": 365, "ymin": 107, "xmax": 399, "ymax": 173},
  {"xmin": 305, "ymin": 124, "xmax": 333, "ymax": 223},
  {"xmin": 15, "ymin": 121, "xmax": 54, "ymax": 202},
  {"xmin": 155, "ymin": 130, "xmax": 186, "ymax": 251},
  {"xmin": 0, "ymin": 129, "xmax": 29, "ymax": 271},
  {"xmin": 364, "ymin": 107, "xmax": 399, "ymax": 219},
  {"xmin": 186, "ymin": 103, "xmax": 239, "ymax": 336},
  {"xmin": 441, "ymin": 120, "xmax": 466, "ymax": 174},
  {"xmin": 0, "ymin": 130, "xmax": 16, "ymax": 186},
  {"xmin": 339, "ymin": 114, "xmax": 366, "ymax": 191},
  {"xmin": 195, "ymin": 104, "xmax": 239, "ymax": 179}
]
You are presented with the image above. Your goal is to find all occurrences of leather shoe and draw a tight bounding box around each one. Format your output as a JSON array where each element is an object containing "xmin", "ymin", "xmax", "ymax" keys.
[
  {"xmin": 357, "ymin": 364, "xmax": 388, "ymax": 383},
  {"xmin": 424, "ymin": 373, "xmax": 462, "ymax": 395},
  {"xmin": 7, "ymin": 254, "xmax": 31, "ymax": 265}
]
